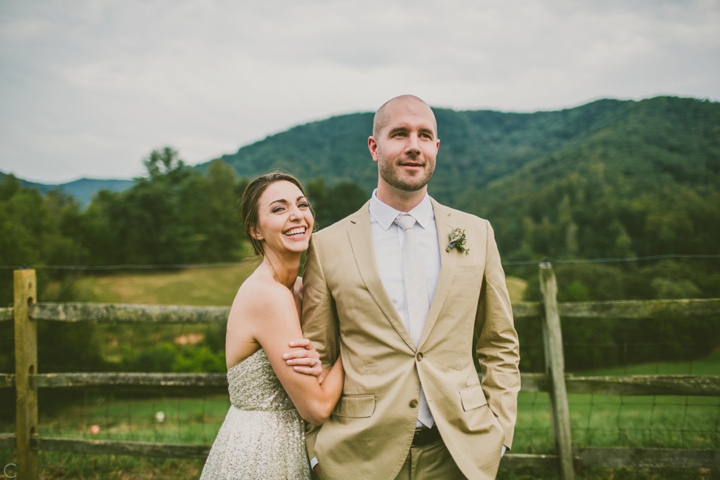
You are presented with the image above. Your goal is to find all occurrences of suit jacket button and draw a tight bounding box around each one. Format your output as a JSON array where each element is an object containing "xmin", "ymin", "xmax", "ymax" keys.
[
  {"xmin": 416, "ymin": 352, "xmax": 424, "ymax": 361},
  {"xmin": 409, "ymin": 399, "xmax": 418, "ymax": 408}
]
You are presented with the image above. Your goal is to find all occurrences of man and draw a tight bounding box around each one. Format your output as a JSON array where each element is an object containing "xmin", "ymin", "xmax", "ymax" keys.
[{"xmin": 301, "ymin": 95, "xmax": 520, "ymax": 479}]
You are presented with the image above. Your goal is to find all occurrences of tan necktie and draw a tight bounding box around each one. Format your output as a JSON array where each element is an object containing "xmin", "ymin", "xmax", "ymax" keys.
[{"xmin": 394, "ymin": 214, "xmax": 434, "ymax": 427}]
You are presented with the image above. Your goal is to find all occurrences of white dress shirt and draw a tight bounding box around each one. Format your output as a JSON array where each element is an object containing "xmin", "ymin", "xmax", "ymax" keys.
[{"xmin": 369, "ymin": 190, "xmax": 441, "ymax": 428}]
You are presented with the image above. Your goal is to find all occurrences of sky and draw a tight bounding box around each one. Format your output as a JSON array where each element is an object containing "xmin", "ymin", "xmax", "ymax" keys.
[{"xmin": 1, "ymin": 0, "xmax": 719, "ymax": 184}]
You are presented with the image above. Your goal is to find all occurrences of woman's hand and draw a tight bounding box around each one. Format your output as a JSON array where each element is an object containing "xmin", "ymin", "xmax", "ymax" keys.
[{"xmin": 283, "ymin": 338, "xmax": 322, "ymax": 377}]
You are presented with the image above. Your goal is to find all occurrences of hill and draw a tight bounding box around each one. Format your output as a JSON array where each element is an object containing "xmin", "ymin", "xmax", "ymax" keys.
[
  {"xmin": 204, "ymin": 96, "xmax": 720, "ymax": 303},
  {"xmin": 457, "ymin": 96, "xmax": 720, "ymax": 261},
  {"xmin": 0, "ymin": 171, "xmax": 133, "ymax": 206},
  {"xmin": 207, "ymin": 98, "xmax": 635, "ymax": 204}
]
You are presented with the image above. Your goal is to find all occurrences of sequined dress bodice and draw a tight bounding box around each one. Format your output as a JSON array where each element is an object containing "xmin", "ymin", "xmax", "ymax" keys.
[
  {"xmin": 228, "ymin": 349, "xmax": 295, "ymax": 411},
  {"xmin": 200, "ymin": 348, "xmax": 311, "ymax": 480}
]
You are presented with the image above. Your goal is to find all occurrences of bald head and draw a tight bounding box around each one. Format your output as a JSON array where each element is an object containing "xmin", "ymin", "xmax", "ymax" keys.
[{"xmin": 372, "ymin": 95, "xmax": 437, "ymax": 138}]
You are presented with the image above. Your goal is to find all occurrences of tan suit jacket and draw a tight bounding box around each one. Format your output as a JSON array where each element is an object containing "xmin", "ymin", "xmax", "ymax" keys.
[{"xmin": 302, "ymin": 199, "xmax": 520, "ymax": 480}]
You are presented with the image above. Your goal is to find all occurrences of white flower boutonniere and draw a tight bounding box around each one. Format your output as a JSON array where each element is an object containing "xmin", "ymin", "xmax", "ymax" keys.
[{"xmin": 446, "ymin": 228, "xmax": 469, "ymax": 255}]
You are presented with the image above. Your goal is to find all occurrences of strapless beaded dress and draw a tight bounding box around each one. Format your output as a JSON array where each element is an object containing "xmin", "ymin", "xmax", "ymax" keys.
[{"xmin": 200, "ymin": 349, "xmax": 311, "ymax": 479}]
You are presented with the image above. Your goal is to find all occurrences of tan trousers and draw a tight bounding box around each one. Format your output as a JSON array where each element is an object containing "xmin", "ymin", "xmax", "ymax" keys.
[{"xmin": 393, "ymin": 439, "xmax": 466, "ymax": 480}]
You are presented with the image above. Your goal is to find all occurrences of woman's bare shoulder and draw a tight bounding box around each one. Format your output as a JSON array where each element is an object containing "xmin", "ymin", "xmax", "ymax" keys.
[{"xmin": 231, "ymin": 275, "xmax": 296, "ymax": 320}]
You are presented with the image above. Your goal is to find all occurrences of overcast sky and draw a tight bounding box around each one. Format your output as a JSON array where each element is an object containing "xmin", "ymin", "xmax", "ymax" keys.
[{"xmin": 1, "ymin": 0, "xmax": 719, "ymax": 183}]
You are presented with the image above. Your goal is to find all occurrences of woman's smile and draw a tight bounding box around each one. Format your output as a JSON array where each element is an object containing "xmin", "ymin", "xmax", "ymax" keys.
[{"xmin": 284, "ymin": 226, "xmax": 308, "ymax": 237}]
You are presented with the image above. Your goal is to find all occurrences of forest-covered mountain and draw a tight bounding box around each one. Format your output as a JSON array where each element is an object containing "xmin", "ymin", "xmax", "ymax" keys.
[
  {"xmin": 206, "ymin": 97, "xmax": 698, "ymax": 204},
  {"xmin": 454, "ymin": 97, "xmax": 720, "ymax": 258},
  {"xmin": 207, "ymin": 95, "xmax": 720, "ymax": 264}
]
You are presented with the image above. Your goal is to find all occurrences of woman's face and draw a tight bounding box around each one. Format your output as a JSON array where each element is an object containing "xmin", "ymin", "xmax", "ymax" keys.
[{"xmin": 253, "ymin": 180, "xmax": 314, "ymax": 256}]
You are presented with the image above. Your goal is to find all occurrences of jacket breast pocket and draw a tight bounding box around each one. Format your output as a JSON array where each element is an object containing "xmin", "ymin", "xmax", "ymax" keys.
[
  {"xmin": 455, "ymin": 265, "xmax": 483, "ymax": 276},
  {"xmin": 332, "ymin": 394, "xmax": 376, "ymax": 418},
  {"xmin": 452, "ymin": 266, "xmax": 483, "ymax": 286},
  {"xmin": 459, "ymin": 384, "xmax": 487, "ymax": 411}
]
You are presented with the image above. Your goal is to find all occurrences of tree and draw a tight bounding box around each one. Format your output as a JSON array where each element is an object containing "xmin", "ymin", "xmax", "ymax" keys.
[
  {"xmin": 76, "ymin": 149, "xmax": 244, "ymax": 265},
  {"xmin": 306, "ymin": 178, "xmax": 368, "ymax": 230}
]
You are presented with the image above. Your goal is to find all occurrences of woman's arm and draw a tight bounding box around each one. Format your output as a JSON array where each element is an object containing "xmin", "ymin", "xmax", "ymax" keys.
[{"xmin": 241, "ymin": 282, "xmax": 343, "ymax": 425}]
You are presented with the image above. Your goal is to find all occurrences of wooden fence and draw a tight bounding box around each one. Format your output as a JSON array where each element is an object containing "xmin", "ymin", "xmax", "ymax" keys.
[{"xmin": 1, "ymin": 265, "xmax": 719, "ymax": 479}]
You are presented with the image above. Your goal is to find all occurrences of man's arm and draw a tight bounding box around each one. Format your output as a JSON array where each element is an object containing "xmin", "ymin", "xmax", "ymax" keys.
[
  {"xmin": 301, "ymin": 236, "xmax": 341, "ymax": 465},
  {"xmin": 475, "ymin": 220, "xmax": 521, "ymax": 449}
]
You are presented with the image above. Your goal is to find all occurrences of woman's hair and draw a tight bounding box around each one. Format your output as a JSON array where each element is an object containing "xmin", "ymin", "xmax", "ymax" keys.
[{"xmin": 240, "ymin": 172, "xmax": 311, "ymax": 256}]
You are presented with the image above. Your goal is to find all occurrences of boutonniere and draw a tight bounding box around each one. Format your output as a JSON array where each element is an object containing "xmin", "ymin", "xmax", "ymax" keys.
[{"xmin": 446, "ymin": 228, "xmax": 469, "ymax": 255}]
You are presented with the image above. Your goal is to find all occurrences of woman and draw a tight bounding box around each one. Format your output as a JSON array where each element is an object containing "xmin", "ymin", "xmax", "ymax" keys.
[{"xmin": 200, "ymin": 172, "xmax": 343, "ymax": 480}]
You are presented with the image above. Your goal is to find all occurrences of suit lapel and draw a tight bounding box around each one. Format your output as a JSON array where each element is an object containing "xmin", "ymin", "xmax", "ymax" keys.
[
  {"xmin": 347, "ymin": 204, "xmax": 416, "ymax": 351},
  {"xmin": 418, "ymin": 199, "xmax": 458, "ymax": 348}
]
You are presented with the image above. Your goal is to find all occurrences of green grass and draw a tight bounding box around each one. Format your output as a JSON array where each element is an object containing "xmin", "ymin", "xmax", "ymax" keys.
[
  {"xmin": 497, "ymin": 466, "xmax": 718, "ymax": 480},
  {"xmin": 511, "ymin": 351, "xmax": 720, "ymax": 454},
  {"xmin": 1, "ymin": 395, "xmax": 230, "ymax": 479},
  {"xmin": 55, "ymin": 265, "xmax": 525, "ymax": 306},
  {"xmin": 1, "ymin": 382, "xmax": 718, "ymax": 478},
  {"xmin": 0, "ymin": 448, "xmax": 206, "ymax": 480},
  {"xmin": 66, "ymin": 261, "xmax": 259, "ymax": 306},
  {"xmin": 514, "ymin": 391, "xmax": 720, "ymax": 453},
  {"xmin": 36, "ymin": 395, "xmax": 230, "ymax": 445},
  {"xmin": 506, "ymin": 276, "xmax": 527, "ymax": 303},
  {"xmin": 579, "ymin": 346, "xmax": 720, "ymax": 376}
]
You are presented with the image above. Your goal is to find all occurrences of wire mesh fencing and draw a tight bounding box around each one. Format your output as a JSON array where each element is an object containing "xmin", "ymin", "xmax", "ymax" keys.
[
  {"xmin": 34, "ymin": 321, "xmax": 229, "ymax": 447},
  {"xmin": 560, "ymin": 315, "xmax": 720, "ymax": 453}
]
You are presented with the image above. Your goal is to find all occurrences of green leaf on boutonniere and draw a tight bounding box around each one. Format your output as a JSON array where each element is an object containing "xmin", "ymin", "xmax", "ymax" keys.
[{"xmin": 446, "ymin": 228, "xmax": 469, "ymax": 255}]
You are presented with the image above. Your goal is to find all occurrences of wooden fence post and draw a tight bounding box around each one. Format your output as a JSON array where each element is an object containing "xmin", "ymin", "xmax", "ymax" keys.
[
  {"xmin": 539, "ymin": 262, "xmax": 575, "ymax": 480},
  {"xmin": 14, "ymin": 269, "xmax": 38, "ymax": 480}
]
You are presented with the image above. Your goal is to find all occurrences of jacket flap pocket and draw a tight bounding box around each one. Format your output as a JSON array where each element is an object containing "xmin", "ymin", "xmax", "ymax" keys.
[
  {"xmin": 459, "ymin": 385, "xmax": 487, "ymax": 411},
  {"xmin": 333, "ymin": 395, "xmax": 376, "ymax": 418}
]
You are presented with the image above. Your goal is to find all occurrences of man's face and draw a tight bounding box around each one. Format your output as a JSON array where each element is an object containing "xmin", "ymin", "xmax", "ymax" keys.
[{"xmin": 369, "ymin": 98, "xmax": 440, "ymax": 195}]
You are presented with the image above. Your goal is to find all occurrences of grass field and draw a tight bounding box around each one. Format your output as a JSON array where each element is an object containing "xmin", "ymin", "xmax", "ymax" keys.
[
  {"xmin": 581, "ymin": 346, "xmax": 720, "ymax": 376},
  {"xmin": 2, "ymin": 379, "xmax": 717, "ymax": 479},
  {"xmin": 68, "ymin": 262, "xmax": 260, "ymax": 306},
  {"xmin": 56, "ymin": 263, "xmax": 528, "ymax": 306},
  {"xmin": 485, "ymin": 350, "xmax": 720, "ymax": 454}
]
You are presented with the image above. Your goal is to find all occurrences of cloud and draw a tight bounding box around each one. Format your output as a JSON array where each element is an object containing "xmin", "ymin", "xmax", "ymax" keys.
[{"xmin": 0, "ymin": 0, "xmax": 718, "ymax": 182}]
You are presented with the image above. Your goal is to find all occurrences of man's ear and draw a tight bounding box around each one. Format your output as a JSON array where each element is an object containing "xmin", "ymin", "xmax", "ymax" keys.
[{"xmin": 368, "ymin": 136, "xmax": 379, "ymax": 163}]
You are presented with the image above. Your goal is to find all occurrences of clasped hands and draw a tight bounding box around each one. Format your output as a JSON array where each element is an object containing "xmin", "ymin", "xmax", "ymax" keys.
[{"xmin": 284, "ymin": 339, "xmax": 330, "ymax": 382}]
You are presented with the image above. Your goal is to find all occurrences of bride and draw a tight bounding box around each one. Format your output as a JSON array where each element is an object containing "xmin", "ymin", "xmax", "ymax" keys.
[{"xmin": 200, "ymin": 172, "xmax": 343, "ymax": 479}]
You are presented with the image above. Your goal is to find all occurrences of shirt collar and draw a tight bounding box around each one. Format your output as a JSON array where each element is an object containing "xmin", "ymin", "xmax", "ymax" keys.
[{"xmin": 369, "ymin": 189, "xmax": 434, "ymax": 231}]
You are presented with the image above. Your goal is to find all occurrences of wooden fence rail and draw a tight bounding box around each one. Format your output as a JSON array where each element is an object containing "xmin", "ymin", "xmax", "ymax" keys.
[
  {"xmin": 1, "ymin": 266, "xmax": 719, "ymax": 479},
  {"xmin": 4, "ymin": 371, "xmax": 719, "ymax": 396}
]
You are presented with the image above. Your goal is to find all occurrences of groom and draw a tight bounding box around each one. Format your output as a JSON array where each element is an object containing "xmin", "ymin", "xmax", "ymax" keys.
[{"xmin": 301, "ymin": 95, "xmax": 520, "ymax": 479}]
